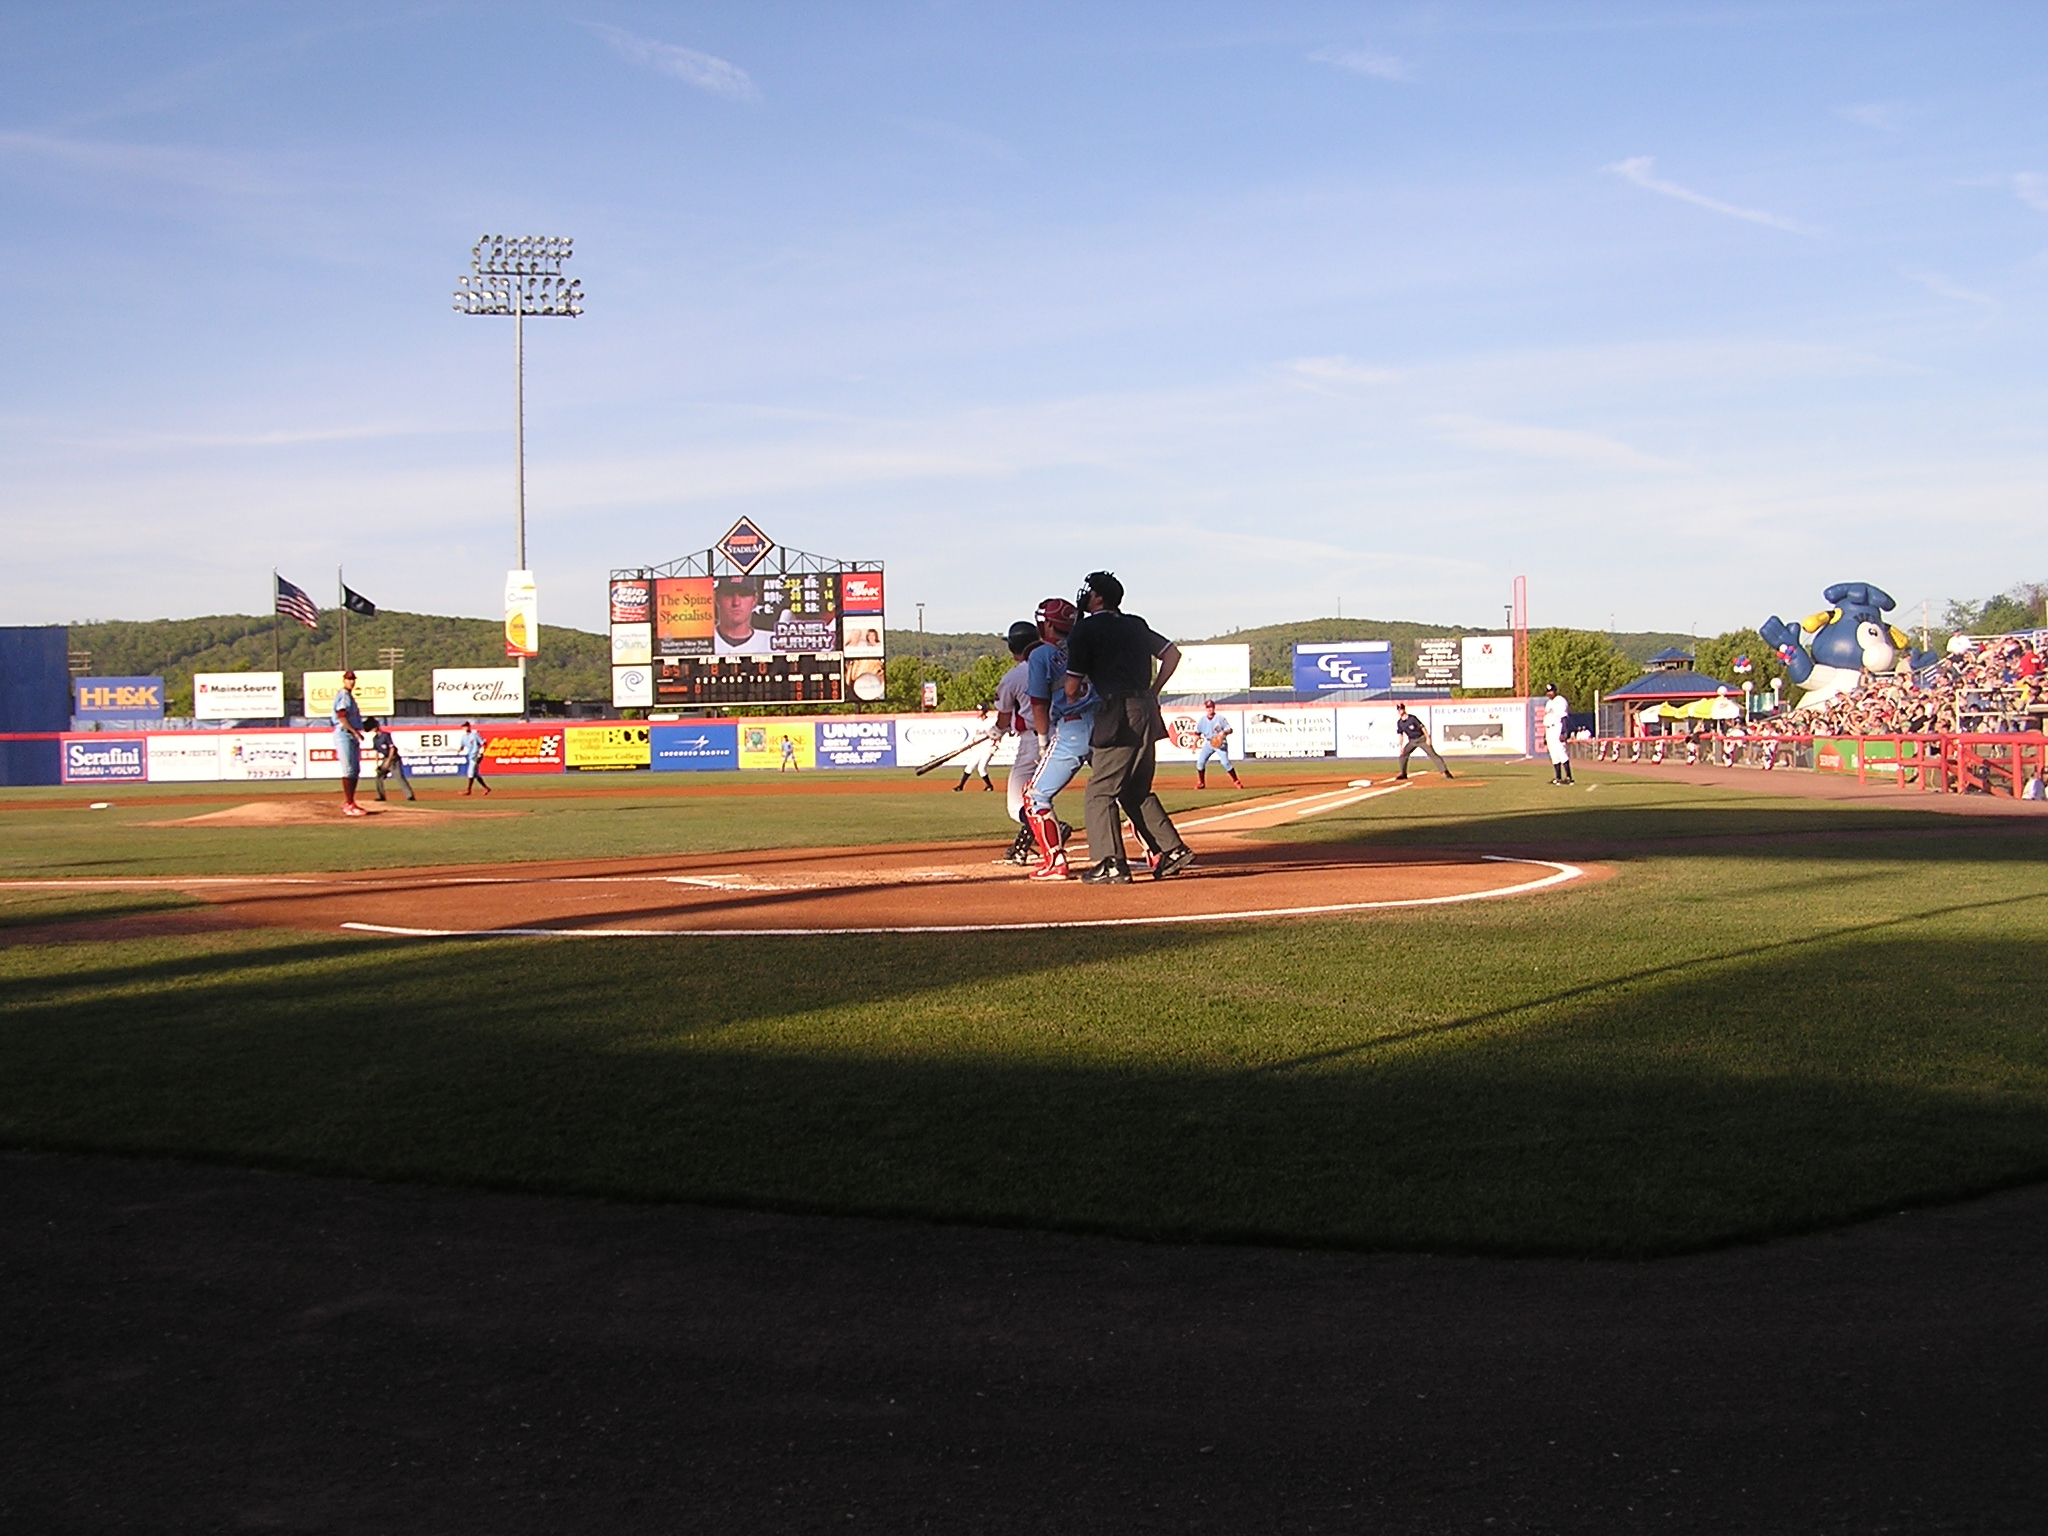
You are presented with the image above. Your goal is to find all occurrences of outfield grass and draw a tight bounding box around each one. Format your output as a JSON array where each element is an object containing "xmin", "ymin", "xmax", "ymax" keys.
[{"xmin": 3, "ymin": 762, "xmax": 2045, "ymax": 1256}]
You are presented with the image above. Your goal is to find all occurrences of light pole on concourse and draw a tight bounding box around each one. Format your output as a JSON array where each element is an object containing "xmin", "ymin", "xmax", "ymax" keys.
[{"xmin": 453, "ymin": 235, "xmax": 584, "ymax": 573}]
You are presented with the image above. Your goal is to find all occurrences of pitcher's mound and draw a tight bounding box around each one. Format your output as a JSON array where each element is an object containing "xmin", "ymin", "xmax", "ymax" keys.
[{"xmin": 148, "ymin": 801, "xmax": 511, "ymax": 827}]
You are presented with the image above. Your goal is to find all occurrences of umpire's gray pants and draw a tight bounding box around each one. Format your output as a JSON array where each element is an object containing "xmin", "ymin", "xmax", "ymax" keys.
[
  {"xmin": 1397, "ymin": 737, "xmax": 1448, "ymax": 776},
  {"xmin": 1084, "ymin": 698, "xmax": 1188, "ymax": 869}
]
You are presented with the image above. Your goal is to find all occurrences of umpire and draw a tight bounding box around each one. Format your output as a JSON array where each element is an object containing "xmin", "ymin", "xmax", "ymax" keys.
[{"xmin": 1063, "ymin": 570, "xmax": 1195, "ymax": 884}]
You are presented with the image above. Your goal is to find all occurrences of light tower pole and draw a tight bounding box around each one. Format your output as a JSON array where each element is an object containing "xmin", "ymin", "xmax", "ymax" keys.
[{"xmin": 453, "ymin": 235, "xmax": 584, "ymax": 574}]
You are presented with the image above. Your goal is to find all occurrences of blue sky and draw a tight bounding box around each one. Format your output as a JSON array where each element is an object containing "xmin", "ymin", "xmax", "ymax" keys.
[{"xmin": 3, "ymin": 2, "xmax": 2044, "ymax": 640}]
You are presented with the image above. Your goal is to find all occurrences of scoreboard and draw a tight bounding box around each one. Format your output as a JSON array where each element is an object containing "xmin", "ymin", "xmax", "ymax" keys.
[{"xmin": 610, "ymin": 545, "xmax": 884, "ymax": 709}]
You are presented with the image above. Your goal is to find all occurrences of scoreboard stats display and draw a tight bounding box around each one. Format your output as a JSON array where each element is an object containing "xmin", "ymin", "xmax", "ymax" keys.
[{"xmin": 610, "ymin": 561, "xmax": 885, "ymax": 708}]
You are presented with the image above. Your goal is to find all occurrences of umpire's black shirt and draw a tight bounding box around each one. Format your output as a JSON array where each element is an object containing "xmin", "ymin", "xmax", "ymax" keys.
[{"xmin": 1066, "ymin": 609, "xmax": 1170, "ymax": 695}]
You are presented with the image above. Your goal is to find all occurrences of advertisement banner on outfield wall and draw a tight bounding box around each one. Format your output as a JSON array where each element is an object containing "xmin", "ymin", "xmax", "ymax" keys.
[
  {"xmin": 1292, "ymin": 642, "xmax": 1392, "ymax": 694},
  {"xmin": 739, "ymin": 722, "xmax": 815, "ymax": 770},
  {"xmin": 894, "ymin": 714, "xmax": 978, "ymax": 773},
  {"xmin": 1164, "ymin": 645, "xmax": 1252, "ymax": 698},
  {"xmin": 565, "ymin": 724, "xmax": 651, "ymax": 771},
  {"xmin": 433, "ymin": 668, "xmax": 525, "ymax": 716},
  {"xmin": 816, "ymin": 718, "xmax": 895, "ymax": 768},
  {"xmin": 504, "ymin": 569, "xmax": 539, "ymax": 658},
  {"xmin": 306, "ymin": 733, "xmax": 345, "ymax": 779},
  {"xmin": 610, "ymin": 579, "xmax": 651, "ymax": 625},
  {"xmin": 610, "ymin": 625, "xmax": 652, "ymax": 666},
  {"xmin": 611, "ymin": 665, "xmax": 653, "ymax": 708},
  {"xmin": 221, "ymin": 731, "xmax": 305, "ymax": 780},
  {"xmin": 841, "ymin": 571, "xmax": 884, "ymax": 613},
  {"xmin": 1156, "ymin": 707, "xmax": 1244, "ymax": 764},
  {"xmin": 1461, "ymin": 636, "xmax": 1514, "ymax": 691},
  {"xmin": 483, "ymin": 729, "xmax": 564, "ymax": 775},
  {"xmin": 74, "ymin": 677, "xmax": 165, "ymax": 721},
  {"xmin": 841, "ymin": 616, "xmax": 886, "ymax": 658},
  {"xmin": 651, "ymin": 722, "xmax": 739, "ymax": 771},
  {"xmin": 1337, "ymin": 705, "xmax": 1406, "ymax": 761},
  {"xmin": 387, "ymin": 727, "xmax": 469, "ymax": 776},
  {"xmin": 654, "ymin": 577, "xmax": 715, "ymax": 657},
  {"xmin": 147, "ymin": 733, "xmax": 226, "ymax": 781},
  {"xmin": 194, "ymin": 672, "xmax": 285, "ymax": 720},
  {"xmin": 62, "ymin": 736, "xmax": 147, "ymax": 783},
  {"xmin": 1415, "ymin": 639, "xmax": 1462, "ymax": 689},
  {"xmin": 304, "ymin": 670, "xmax": 394, "ymax": 720},
  {"xmin": 1244, "ymin": 708, "xmax": 1336, "ymax": 758},
  {"xmin": 1428, "ymin": 701, "xmax": 1526, "ymax": 755}
]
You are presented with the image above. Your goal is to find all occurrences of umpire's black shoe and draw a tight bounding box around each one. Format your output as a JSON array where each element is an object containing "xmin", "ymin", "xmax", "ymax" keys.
[
  {"xmin": 1079, "ymin": 859, "xmax": 1133, "ymax": 885},
  {"xmin": 1154, "ymin": 847, "xmax": 1196, "ymax": 881}
]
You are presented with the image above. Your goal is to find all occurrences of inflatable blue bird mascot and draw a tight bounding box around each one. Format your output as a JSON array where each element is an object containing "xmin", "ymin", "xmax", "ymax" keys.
[{"xmin": 1759, "ymin": 582, "xmax": 1932, "ymax": 711}]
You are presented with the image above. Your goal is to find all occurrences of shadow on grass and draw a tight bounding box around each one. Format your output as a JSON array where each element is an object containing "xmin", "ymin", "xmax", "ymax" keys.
[
  {"xmin": 1279, "ymin": 798, "xmax": 2048, "ymax": 862},
  {"xmin": 4, "ymin": 911, "xmax": 2047, "ymax": 1258}
]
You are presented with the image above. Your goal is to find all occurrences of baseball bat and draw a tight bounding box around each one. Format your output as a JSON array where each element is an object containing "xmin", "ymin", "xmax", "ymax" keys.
[{"xmin": 913, "ymin": 730, "xmax": 998, "ymax": 777}]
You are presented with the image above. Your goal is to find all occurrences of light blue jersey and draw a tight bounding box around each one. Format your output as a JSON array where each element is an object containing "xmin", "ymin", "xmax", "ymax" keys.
[{"xmin": 1026, "ymin": 641, "xmax": 1100, "ymax": 726}]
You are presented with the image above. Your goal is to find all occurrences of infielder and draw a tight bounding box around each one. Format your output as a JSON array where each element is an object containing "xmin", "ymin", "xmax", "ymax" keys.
[
  {"xmin": 1544, "ymin": 683, "xmax": 1574, "ymax": 785},
  {"xmin": 459, "ymin": 721, "xmax": 490, "ymax": 796},
  {"xmin": 1191, "ymin": 700, "xmax": 1243, "ymax": 789},
  {"xmin": 955, "ymin": 706, "xmax": 996, "ymax": 792},
  {"xmin": 1021, "ymin": 596, "xmax": 1090, "ymax": 881},
  {"xmin": 1392, "ymin": 702, "xmax": 1452, "ymax": 780},
  {"xmin": 992, "ymin": 621, "xmax": 1042, "ymax": 864}
]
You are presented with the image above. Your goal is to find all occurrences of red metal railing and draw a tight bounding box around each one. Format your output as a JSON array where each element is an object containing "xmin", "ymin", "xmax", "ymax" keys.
[{"xmin": 1572, "ymin": 733, "xmax": 2047, "ymax": 800}]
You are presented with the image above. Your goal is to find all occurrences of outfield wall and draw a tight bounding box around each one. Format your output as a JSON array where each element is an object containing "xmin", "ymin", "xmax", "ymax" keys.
[{"xmin": 55, "ymin": 699, "xmax": 1539, "ymax": 785}]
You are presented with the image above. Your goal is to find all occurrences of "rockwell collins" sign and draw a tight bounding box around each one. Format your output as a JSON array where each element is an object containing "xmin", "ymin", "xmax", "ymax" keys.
[{"xmin": 431, "ymin": 667, "xmax": 526, "ymax": 716}]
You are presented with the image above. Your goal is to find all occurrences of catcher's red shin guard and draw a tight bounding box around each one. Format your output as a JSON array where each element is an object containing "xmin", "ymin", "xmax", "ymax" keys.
[{"xmin": 1025, "ymin": 804, "xmax": 1068, "ymax": 878}]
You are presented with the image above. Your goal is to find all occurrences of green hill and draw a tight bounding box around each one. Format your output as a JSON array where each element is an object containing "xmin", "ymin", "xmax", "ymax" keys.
[
  {"xmin": 62, "ymin": 612, "xmax": 1706, "ymax": 717},
  {"xmin": 1200, "ymin": 620, "xmax": 1700, "ymax": 677},
  {"xmin": 66, "ymin": 611, "xmax": 611, "ymax": 715}
]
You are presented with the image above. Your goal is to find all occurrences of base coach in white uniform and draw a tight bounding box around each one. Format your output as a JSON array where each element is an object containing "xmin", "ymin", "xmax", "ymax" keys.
[{"xmin": 1062, "ymin": 570, "xmax": 1195, "ymax": 885}]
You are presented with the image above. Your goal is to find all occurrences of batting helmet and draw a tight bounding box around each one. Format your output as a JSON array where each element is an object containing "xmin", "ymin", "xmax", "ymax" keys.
[
  {"xmin": 1006, "ymin": 620, "xmax": 1040, "ymax": 656},
  {"xmin": 1035, "ymin": 597, "xmax": 1078, "ymax": 637}
]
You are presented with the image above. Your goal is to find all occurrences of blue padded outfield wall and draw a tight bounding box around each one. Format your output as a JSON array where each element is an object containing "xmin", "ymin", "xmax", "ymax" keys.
[{"xmin": 0, "ymin": 626, "xmax": 69, "ymax": 786}]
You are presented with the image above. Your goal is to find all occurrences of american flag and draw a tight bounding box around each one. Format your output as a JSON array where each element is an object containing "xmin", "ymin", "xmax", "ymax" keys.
[{"xmin": 275, "ymin": 574, "xmax": 319, "ymax": 629}]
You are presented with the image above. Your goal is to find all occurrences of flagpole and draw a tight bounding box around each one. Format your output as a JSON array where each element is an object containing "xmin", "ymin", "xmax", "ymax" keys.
[
  {"xmin": 272, "ymin": 570, "xmax": 280, "ymax": 676},
  {"xmin": 339, "ymin": 565, "xmax": 347, "ymax": 673}
]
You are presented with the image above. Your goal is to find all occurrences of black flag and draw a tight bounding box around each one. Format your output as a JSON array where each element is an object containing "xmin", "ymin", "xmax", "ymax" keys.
[{"xmin": 342, "ymin": 585, "xmax": 377, "ymax": 618}]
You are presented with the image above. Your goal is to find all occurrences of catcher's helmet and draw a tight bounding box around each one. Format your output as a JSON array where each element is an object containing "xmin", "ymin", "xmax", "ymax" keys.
[
  {"xmin": 1035, "ymin": 597, "xmax": 1078, "ymax": 637},
  {"xmin": 1005, "ymin": 620, "xmax": 1040, "ymax": 656}
]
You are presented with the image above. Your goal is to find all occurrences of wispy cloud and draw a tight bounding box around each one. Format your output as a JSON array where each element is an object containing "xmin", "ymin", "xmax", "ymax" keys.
[
  {"xmin": 68, "ymin": 422, "xmax": 486, "ymax": 452},
  {"xmin": 1837, "ymin": 102, "xmax": 1899, "ymax": 131},
  {"xmin": 1902, "ymin": 268, "xmax": 1994, "ymax": 308},
  {"xmin": 1429, "ymin": 414, "xmax": 1687, "ymax": 472},
  {"xmin": 1308, "ymin": 46, "xmax": 1412, "ymax": 81},
  {"xmin": 885, "ymin": 116, "xmax": 1022, "ymax": 165},
  {"xmin": 1604, "ymin": 156, "xmax": 1812, "ymax": 234},
  {"xmin": 589, "ymin": 24, "xmax": 759, "ymax": 102},
  {"xmin": 1286, "ymin": 355, "xmax": 1401, "ymax": 388},
  {"xmin": 2013, "ymin": 173, "xmax": 2048, "ymax": 213},
  {"xmin": 0, "ymin": 130, "xmax": 274, "ymax": 195}
]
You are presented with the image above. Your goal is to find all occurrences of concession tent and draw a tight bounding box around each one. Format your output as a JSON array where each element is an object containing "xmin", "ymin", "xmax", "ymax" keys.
[{"xmin": 1605, "ymin": 646, "xmax": 1738, "ymax": 734}]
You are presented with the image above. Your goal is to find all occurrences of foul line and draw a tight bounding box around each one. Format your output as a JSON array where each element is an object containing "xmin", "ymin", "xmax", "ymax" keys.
[
  {"xmin": 337, "ymin": 856, "xmax": 1584, "ymax": 939},
  {"xmin": 1179, "ymin": 780, "xmax": 1409, "ymax": 829}
]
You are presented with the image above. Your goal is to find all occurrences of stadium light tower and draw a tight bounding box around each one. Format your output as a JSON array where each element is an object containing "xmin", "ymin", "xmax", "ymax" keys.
[{"xmin": 453, "ymin": 235, "xmax": 583, "ymax": 570}]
